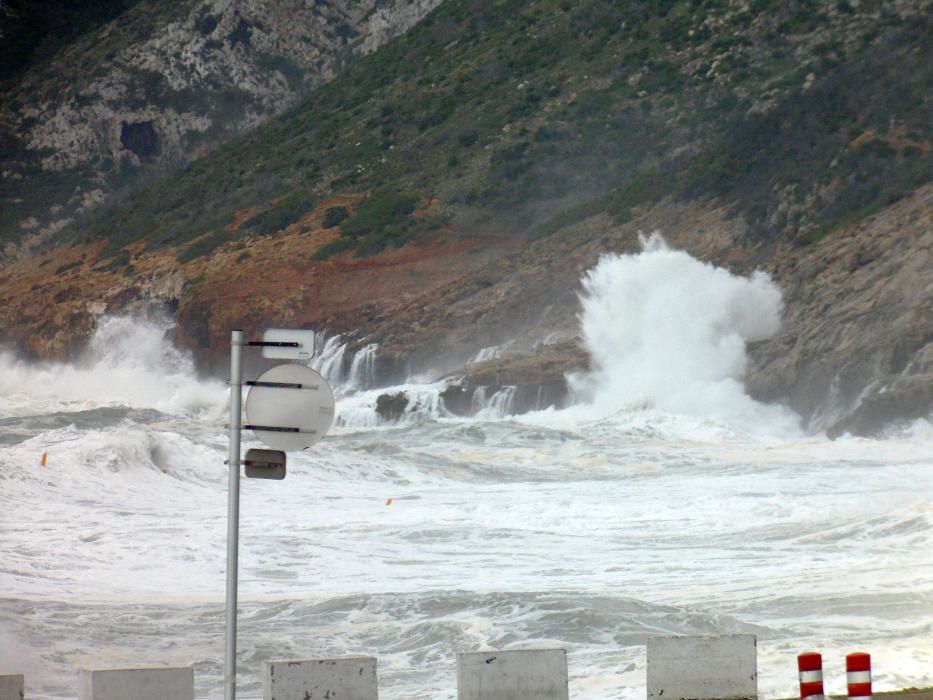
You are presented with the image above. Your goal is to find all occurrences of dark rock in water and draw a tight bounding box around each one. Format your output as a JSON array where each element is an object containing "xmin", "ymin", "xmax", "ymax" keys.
[
  {"xmin": 441, "ymin": 340, "xmax": 589, "ymax": 417},
  {"xmin": 511, "ymin": 378, "xmax": 572, "ymax": 414},
  {"xmin": 376, "ymin": 392, "xmax": 409, "ymax": 422},
  {"xmin": 827, "ymin": 371, "xmax": 933, "ymax": 438},
  {"xmin": 439, "ymin": 385, "xmax": 472, "ymax": 417}
]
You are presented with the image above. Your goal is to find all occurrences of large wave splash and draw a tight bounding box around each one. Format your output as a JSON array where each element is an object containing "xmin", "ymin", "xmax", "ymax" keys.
[
  {"xmin": 0, "ymin": 316, "xmax": 225, "ymax": 417},
  {"xmin": 570, "ymin": 233, "xmax": 801, "ymax": 434}
]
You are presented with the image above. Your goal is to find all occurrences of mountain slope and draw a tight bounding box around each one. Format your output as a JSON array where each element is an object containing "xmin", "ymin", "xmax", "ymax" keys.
[
  {"xmin": 0, "ymin": 0, "xmax": 443, "ymax": 254},
  {"xmin": 68, "ymin": 0, "xmax": 931, "ymax": 259}
]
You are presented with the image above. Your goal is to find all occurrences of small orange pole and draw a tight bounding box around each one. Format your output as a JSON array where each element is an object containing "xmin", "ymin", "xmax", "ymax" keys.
[{"xmin": 40, "ymin": 452, "xmax": 48, "ymax": 466}]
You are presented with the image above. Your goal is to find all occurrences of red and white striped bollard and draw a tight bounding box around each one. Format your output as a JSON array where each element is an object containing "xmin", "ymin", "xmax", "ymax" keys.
[
  {"xmin": 798, "ymin": 652, "xmax": 825, "ymax": 700},
  {"xmin": 847, "ymin": 652, "xmax": 872, "ymax": 700}
]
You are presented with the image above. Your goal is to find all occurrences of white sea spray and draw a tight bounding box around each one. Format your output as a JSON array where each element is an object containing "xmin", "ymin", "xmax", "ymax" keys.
[{"xmin": 567, "ymin": 232, "xmax": 800, "ymax": 436}]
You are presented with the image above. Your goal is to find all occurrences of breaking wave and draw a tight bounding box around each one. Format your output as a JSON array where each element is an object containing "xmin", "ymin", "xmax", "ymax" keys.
[
  {"xmin": 568, "ymin": 233, "xmax": 801, "ymax": 436},
  {"xmin": 0, "ymin": 316, "xmax": 225, "ymax": 418}
]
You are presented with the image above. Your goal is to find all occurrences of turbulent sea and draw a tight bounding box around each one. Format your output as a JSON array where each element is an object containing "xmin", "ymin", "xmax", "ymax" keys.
[{"xmin": 2, "ymin": 239, "xmax": 931, "ymax": 699}]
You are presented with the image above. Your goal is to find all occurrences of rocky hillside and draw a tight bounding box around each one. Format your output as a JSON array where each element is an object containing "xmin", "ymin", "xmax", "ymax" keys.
[
  {"xmin": 0, "ymin": 0, "xmax": 930, "ymax": 436},
  {"xmin": 0, "ymin": 0, "xmax": 442, "ymax": 254}
]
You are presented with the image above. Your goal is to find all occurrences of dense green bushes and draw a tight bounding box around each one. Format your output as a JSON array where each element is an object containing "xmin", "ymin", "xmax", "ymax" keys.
[
  {"xmin": 177, "ymin": 229, "xmax": 230, "ymax": 263},
  {"xmin": 240, "ymin": 189, "xmax": 315, "ymax": 236}
]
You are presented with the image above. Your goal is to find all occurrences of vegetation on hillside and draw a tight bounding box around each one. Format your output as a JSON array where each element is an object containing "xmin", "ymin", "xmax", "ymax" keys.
[{"xmin": 26, "ymin": 0, "xmax": 933, "ymax": 259}]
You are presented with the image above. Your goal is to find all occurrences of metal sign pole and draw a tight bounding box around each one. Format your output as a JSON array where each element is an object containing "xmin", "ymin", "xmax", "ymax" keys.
[{"xmin": 224, "ymin": 329, "xmax": 244, "ymax": 700}]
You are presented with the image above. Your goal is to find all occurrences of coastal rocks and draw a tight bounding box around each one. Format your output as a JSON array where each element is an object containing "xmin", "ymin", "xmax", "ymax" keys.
[
  {"xmin": 443, "ymin": 341, "xmax": 588, "ymax": 416},
  {"xmin": 0, "ymin": 181, "xmax": 928, "ymax": 438},
  {"xmin": 365, "ymin": 189, "xmax": 932, "ymax": 436},
  {"xmin": 827, "ymin": 368, "xmax": 933, "ymax": 438},
  {"xmin": 747, "ymin": 184, "xmax": 933, "ymax": 436},
  {"xmin": 373, "ymin": 341, "xmax": 589, "ymax": 423},
  {"xmin": 375, "ymin": 392, "xmax": 409, "ymax": 421}
]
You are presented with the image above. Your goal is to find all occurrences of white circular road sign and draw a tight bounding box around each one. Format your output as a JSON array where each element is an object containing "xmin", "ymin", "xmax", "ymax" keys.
[{"xmin": 245, "ymin": 364, "xmax": 335, "ymax": 451}]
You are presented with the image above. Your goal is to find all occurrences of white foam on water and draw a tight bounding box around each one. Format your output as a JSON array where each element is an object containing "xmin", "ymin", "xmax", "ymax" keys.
[
  {"xmin": 473, "ymin": 385, "xmax": 516, "ymax": 419},
  {"xmin": 309, "ymin": 333, "xmax": 349, "ymax": 386},
  {"xmin": 347, "ymin": 343, "xmax": 378, "ymax": 389},
  {"xmin": 0, "ymin": 258, "xmax": 931, "ymax": 699},
  {"xmin": 0, "ymin": 422, "xmax": 228, "ymax": 601},
  {"xmin": 333, "ymin": 381, "xmax": 449, "ymax": 428},
  {"xmin": 0, "ymin": 316, "xmax": 226, "ymax": 419}
]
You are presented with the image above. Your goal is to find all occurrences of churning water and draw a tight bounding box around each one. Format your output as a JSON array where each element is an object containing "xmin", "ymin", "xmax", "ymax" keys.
[{"xmin": 1, "ymin": 238, "xmax": 931, "ymax": 699}]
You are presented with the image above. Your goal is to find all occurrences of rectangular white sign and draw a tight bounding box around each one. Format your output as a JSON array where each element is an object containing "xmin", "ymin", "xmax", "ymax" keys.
[{"xmin": 261, "ymin": 328, "xmax": 316, "ymax": 360}]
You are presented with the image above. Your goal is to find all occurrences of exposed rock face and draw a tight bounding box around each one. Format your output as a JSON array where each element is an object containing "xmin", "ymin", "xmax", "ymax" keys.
[
  {"xmin": 439, "ymin": 341, "xmax": 589, "ymax": 417},
  {"xmin": 358, "ymin": 189, "xmax": 933, "ymax": 435},
  {"xmin": 372, "ymin": 342, "xmax": 587, "ymax": 423},
  {"xmin": 375, "ymin": 392, "xmax": 409, "ymax": 422},
  {"xmin": 0, "ymin": 0, "xmax": 444, "ymax": 252},
  {"xmin": 0, "ymin": 195, "xmax": 518, "ymax": 369},
  {"xmin": 748, "ymin": 184, "xmax": 933, "ymax": 436},
  {"xmin": 0, "ymin": 182, "xmax": 929, "ymax": 437}
]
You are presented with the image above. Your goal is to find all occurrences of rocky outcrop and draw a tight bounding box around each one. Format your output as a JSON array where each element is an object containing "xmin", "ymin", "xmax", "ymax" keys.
[
  {"xmin": 0, "ymin": 0, "xmax": 444, "ymax": 254},
  {"xmin": 362, "ymin": 188, "xmax": 933, "ymax": 435},
  {"xmin": 371, "ymin": 341, "xmax": 587, "ymax": 422},
  {"xmin": 748, "ymin": 184, "xmax": 933, "ymax": 436},
  {"xmin": 0, "ymin": 179, "xmax": 928, "ymax": 437},
  {"xmin": 439, "ymin": 341, "xmax": 589, "ymax": 416},
  {"xmin": 0, "ymin": 186, "xmax": 933, "ymax": 435},
  {"xmin": 375, "ymin": 392, "xmax": 409, "ymax": 422}
]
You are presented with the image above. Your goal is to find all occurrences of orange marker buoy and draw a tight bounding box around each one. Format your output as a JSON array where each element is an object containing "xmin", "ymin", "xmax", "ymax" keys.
[
  {"xmin": 40, "ymin": 452, "xmax": 48, "ymax": 466},
  {"xmin": 385, "ymin": 498, "xmax": 393, "ymax": 506}
]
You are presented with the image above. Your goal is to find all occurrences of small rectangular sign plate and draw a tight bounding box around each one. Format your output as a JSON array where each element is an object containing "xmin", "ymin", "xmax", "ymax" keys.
[
  {"xmin": 244, "ymin": 448, "xmax": 287, "ymax": 480},
  {"xmin": 261, "ymin": 329, "xmax": 316, "ymax": 360}
]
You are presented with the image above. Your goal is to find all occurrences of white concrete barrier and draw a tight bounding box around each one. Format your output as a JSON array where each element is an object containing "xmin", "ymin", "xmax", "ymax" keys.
[
  {"xmin": 0, "ymin": 674, "xmax": 24, "ymax": 700},
  {"xmin": 457, "ymin": 649, "xmax": 568, "ymax": 700},
  {"xmin": 647, "ymin": 634, "xmax": 757, "ymax": 700},
  {"xmin": 263, "ymin": 657, "xmax": 378, "ymax": 700},
  {"xmin": 79, "ymin": 666, "xmax": 194, "ymax": 700}
]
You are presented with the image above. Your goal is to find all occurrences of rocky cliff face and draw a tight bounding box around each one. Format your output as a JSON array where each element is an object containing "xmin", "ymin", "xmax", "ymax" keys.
[
  {"xmin": 748, "ymin": 185, "xmax": 933, "ymax": 437},
  {"xmin": 2, "ymin": 182, "xmax": 927, "ymax": 437},
  {"xmin": 354, "ymin": 187, "xmax": 933, "ymax": 436},
  {"xmin": 0, "ymin": 0, "xmax": 443, "ymax": 254}
]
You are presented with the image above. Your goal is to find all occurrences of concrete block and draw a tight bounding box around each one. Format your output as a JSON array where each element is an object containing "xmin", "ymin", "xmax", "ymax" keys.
[
  {"xmin": 79, "ymin": 666, "xmax": 194, "ymax": 700},
  {"xmin": 647, "ymin": 634, "xmax": 757, "ymax": 700},
  {"xmin": 457, "ymin": 649, "xmax": 568, "ymax": 700},
  {"xmin": 0, "ymin": 675, "xmax": 24, "ymax": 700},
  {"xmin": 263, "ymin": 657, "xmax": 377, "ymax": 700}
]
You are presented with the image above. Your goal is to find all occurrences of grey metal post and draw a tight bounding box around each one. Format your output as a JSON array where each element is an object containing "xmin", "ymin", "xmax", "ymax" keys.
[{"xmin": 225, "ymin": 329, "xmax": 244, "ymax": 700}]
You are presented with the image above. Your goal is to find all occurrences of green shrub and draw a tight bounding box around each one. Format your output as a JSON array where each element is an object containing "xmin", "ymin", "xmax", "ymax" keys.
[
  {"xmin": 177, "ymin": 230, "xmax": 230, "ymax": 263},
  {"xmin": 322, "ymin": 206, "xmax": 350, "ymax": 228},
  {"xmin": 241, "ymin": 190, "xmax": 315, "ymax": 236},
  {"xmin": 340, "ymin": 190, "xmax": 419, "ymax": 239},
  {"xmin": 96, "ymin": 250, "xmax": 132, "ymax": 272}
]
